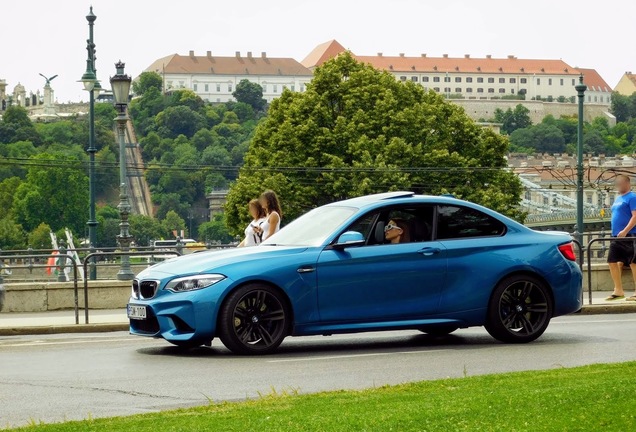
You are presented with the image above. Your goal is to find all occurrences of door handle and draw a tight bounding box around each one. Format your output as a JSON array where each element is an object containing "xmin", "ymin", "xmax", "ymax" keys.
[
  {"xmin": 297, "ymin": 266, "xmax": 315, "ymax": 273},
  {"xmin": 417, "ymin": 247, "xmax": 441, "ymax": 256}
]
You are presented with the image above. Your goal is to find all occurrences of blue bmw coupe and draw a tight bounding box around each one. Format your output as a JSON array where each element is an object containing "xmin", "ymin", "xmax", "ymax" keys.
[{"xmin": 128, "ymin": 192, "xmax": 582, "ymax": 355}]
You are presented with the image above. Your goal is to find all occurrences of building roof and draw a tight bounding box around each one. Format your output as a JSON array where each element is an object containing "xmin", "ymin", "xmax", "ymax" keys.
[
  {"xmin": 577, "ymin": 68, "xmax": 612, "ymax": 93},
  {"xmin": 301, "ymin": 39, "xmax": 347, "ymax": 68},
  {"xmin": 145, "ymin": 52, "xmax": 313, "ymax": 77},
  {"xmin": 303, "ymin": 40, "xmax": 610, "ymax": 82}
]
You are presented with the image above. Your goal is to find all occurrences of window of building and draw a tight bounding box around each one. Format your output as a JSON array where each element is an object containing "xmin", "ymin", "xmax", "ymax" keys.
[
  {"xmin": 477, "ymin": 77, "xmax": 484, "ymax": 83},
  {"xmin": 594, "ymin": 95, "xmax": 598, "ymax": 102},
  {"xmin": 536, "ymin": 78, "xmax": 541, "ymax": 85},
  {"xmin": 560, "ymin": 78, "xmax": 564, "ymax": 86},
  {"xmin": 300, "ymin": 84, "xmax": 304, "ymax": 92},
  {"xmin": 262, "ymin": 84, "xmax": 267, "ymax": 92},
  {"xmin": 548, "ymin": 78, "xmax": 552, "ymax": 85},
  {"xmin": 444, "ymin": 76, "xmax": 451, "ymax": 82},
  {"xmin": 291, "ymin": 85, "xmax": 295, "ymax": 91},
  {"xmin": 433, "ymin": 87, "xmax": 440, "ymax": 92},
  {"xmin": 572, "ymin": 79, "xmax": 576, "ymax": 85},
  {"xmin": 477, "ymin": 88, "xmax": 484, "ymax": 93},
  {"xmin": 273, "ymin": 84, "xmax": 278, "ymax": 93},
  {"xmin": 499, "ymin": 88, "xmax": 505, "ymax": 93},
  {"xmin": 400, "ymin": 76, "xmax": 407, "ymax": 82},
  {"xmin": 466, "ymin": 77, "xmax": 473, "ymax": 83},
  {"xmin": 216, "ymin": 98, "xmax": 221, "ymax": 103},
  {"xmin": 510, "ymin": 78, "xmax": 516, "ymax": 83},
  {"xmin": 216, "ymin": 84, "xmax": 221, "ymax": 92},
  {"xmin": 444, "ymin": 87, "xmax": 451, "ymax": 93},
  {"xmin": 433, "ymin": 76, "xmax": 440, "ymax": 83},
  {"xmin": 204, "ymin": 84, "xmax": 209, "ymax": 92},
  {"xmin": 455, "ymin": 87, "xmax": 462, "ymax": 93},
  {"xmin": 436, "ymin": 205, "xmax": 506, "ymax": 239},
  {"xmin": 587, "ymin": 95, "xmax": 591, "ymax": 102},
  {"xmin": 488, "ymin": 77, "xmax": 495, "ymax": 83},
  {"xmin": 193, "ymin": 83, "xmax": 198, "ymax": 91},
  {"xmin": 423, "ymin": 77, "xmax": 429, "ymax": 82},
  {"xmin": 511, "ymin": 88, "xmax": 515, "ymax": 94},
  {"xmin": 499, "ymin": 77, "xmax": 505, "ymax": 83},
  {"xmin": 466, "ymin": 88, "xmax": 473, "ymax": 93},
  {"xmin": 455, "ymin": 77, "xmax": 462, "ymax": 83},
  {"xmin": 228, "ymin": 84, "xmax": 233, "ymax": 92},
  {"xmin": 488, "ymin": 88, "xmax": 495, "ymax": 93},
  {"xmin": 411, "ymin": 76, "xmax": 418, "ymax": 82},
  {"xmin": 520, "ymin": 78, "xmax": 527, "ymax": 84}
]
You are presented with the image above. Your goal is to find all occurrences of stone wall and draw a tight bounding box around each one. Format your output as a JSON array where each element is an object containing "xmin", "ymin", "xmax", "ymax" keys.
[{"xmin": 453, "ymin": 99, "xmax": 615, "ymax": 125}]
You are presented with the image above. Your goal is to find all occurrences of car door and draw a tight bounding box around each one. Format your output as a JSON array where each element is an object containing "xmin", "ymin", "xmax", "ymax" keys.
[{"xmin": 315, "ymin": 205, "xmax": 448, "ymax": 323}]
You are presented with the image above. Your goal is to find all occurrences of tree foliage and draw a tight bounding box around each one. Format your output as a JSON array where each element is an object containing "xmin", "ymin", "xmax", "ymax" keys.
[
  {"xmin": 226, "ymin": 52, "xmax": 523, "ymax": 234},
  {"xmin": 132, "ymin": 71, "xmax": 163, "ymax": 96},
  {"xmin": 232, "ymin": 79, "xmax": 266, "ymax": 111},
  {"xmin": 493, "ymin": 105, "xmax": 532, "ymax": 135}
]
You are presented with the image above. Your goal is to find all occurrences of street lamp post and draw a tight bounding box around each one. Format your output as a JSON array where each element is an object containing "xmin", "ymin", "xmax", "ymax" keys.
[
  {"xmin": 110, "ymin": 61, "xmax": 134, "ymax": 281},
  {"xmin": 575, "ymin": 74, "xmax": 587, "ymax": 251},
  {"xmin": 79, "ymin": 7, "xmax": 100, "ymax": 280}
]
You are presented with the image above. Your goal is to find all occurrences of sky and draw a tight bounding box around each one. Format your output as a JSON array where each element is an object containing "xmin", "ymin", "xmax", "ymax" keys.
[{"xmin": 2, "ymin": 0, "xmax": 634, "ymax": 103}]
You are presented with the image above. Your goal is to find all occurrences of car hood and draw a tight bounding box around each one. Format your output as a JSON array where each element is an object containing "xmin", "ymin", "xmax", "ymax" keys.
[{"xmin": 137, "ymin": 245, "xmax": 310, "ymax": 278}]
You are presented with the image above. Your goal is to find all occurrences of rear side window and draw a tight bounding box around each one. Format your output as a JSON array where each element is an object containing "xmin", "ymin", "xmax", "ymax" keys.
[{"xmin": 436, "ymin": 205, "xmax": 506, "ymax": 239}]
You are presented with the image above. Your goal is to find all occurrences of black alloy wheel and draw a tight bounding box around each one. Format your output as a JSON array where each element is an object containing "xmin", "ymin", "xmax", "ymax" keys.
[
  {"xmin": 219, "ymin": 284, "xmax": 289, "ymax": 355},
  {"xmin": 485, "ymin": 275, "xmax": 552, "ymax": 343}
]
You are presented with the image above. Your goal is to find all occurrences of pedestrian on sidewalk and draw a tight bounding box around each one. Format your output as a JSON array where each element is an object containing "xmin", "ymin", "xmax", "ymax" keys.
[{"xmin": 606, "ymin": 174, "xmax": 636, "ymax": 301}]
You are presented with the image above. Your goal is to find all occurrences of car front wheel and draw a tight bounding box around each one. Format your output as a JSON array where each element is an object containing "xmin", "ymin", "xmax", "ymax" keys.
[
  {"xmin": 218, "ymin": 283, "xmax": 289, "ymax": 355},
  {"xmin": 485, "ymin": 275, "xmax": 552, "ymax": 343}
]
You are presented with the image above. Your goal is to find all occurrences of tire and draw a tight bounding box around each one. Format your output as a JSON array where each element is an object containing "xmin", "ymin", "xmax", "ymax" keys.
[
  {"xmin": 420, "ymin": 326, "xmax": 458, "ymax": 337},
  {"xmin": 485, "ymin": 274, "xmax": 553, "ymax": 343},
  {"xmin": 218, "ymin": 283, "xmax": 289, "ymax": 355}
]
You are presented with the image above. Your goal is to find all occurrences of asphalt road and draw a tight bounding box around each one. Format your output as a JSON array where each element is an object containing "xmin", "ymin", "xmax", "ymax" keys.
[{"xmin": 1, "ymin": 314, "xmax": 636, "ymax": 429}]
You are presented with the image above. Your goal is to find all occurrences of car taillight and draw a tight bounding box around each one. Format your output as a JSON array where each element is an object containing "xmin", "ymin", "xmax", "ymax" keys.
[{"xmin": 558, "ymin": 242, "xmax": 576, "ymax": 261}]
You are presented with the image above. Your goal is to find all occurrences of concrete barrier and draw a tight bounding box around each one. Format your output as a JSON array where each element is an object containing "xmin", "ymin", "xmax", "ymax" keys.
[{"xmin": 2, "ymin": 280, "xmax": 131, "ymax": 312}]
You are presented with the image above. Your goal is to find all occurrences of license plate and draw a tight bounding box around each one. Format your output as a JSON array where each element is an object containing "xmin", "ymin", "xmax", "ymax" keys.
[{"xmin": 127, "ymin": 305, "xmax": 147, "ymax": 320}]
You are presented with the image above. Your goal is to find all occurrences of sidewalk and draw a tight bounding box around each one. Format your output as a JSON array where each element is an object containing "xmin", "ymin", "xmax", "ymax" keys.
[{"xmin": 0, "ymin": 291, "xmax": 635, "ymax": 336}]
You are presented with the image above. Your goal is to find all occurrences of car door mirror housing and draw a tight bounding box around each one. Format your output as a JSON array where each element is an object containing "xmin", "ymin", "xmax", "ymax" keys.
[{"xmin": 333, "ymin": 231, "xmax": 366, "ymax": 250}]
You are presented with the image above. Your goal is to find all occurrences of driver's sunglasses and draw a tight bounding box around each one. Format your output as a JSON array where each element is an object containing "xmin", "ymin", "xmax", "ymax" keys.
[{"xmin": 384, "ymin": 223, "xmax": 399, "ymax": 232}]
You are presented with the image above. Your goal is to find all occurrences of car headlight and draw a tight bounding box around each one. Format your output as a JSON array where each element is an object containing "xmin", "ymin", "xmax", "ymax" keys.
[{"xmin": 164, "ymin": 274, "xmax": 226, "ymax": 292}]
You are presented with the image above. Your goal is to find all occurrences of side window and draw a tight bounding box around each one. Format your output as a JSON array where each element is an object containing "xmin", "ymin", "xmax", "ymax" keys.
[
  {"xmin": 385, "ymin": 207, "xmax": 433, "ymax": 244},
  {"xmin": 346, "ymin": 211, "xmax": 379, "ymax": 244},
  {"xmin": 436, "ymin": 205, "xmax": 506, "ymax": 239}
]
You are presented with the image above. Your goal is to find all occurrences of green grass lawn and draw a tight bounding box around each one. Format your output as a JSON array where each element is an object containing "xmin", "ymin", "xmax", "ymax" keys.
[{"xmin": 13, "ymin": 362, "xmax": 636, "ymax": 431}]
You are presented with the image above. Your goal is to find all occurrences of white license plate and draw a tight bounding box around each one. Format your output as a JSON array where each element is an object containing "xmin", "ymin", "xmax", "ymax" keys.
[{"xmin": 127, "ymin": 305, "xmax": 147, "ymax": 320}]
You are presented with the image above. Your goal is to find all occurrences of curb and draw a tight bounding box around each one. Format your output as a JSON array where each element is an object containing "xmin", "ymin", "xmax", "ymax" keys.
[
  {"xmin": 579, "ymin": 304, "xmax": 636, "ymax": 315},
  {"xmin": 0, "ymin": 323, "xmax": 129, "ymax": 336}
]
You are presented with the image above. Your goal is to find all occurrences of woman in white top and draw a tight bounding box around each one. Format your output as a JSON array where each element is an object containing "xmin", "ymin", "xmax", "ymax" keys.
[
  {"xmin": 254, "ymin": 190, "xmax": 282, "ymax": 241},
  {"xmin": 238, "ymin": 199, "xmax": 267, "ymax": 247}
]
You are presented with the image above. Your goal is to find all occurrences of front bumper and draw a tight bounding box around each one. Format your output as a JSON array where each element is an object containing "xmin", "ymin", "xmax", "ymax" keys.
[{"xmin": 128, "ymin": 278, "xmax": 231, "ymax": 343}]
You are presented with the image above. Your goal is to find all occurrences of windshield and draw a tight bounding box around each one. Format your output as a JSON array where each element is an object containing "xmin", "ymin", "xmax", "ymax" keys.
[{"xmin": 261, "ymin": 206, "xmax": 358, "ymax": 247}]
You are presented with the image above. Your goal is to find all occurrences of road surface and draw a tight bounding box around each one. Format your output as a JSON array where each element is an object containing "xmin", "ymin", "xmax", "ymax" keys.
[{"xmin": 1, "ymin": 313, "xmax": 635, "ymax": 428}]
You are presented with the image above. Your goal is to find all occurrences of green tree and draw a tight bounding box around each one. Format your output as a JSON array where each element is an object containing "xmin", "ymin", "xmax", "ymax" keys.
[
  {"xmin": 12, "ymin": 154, "xmax": 89, "ymax": 233},
  {"xmin": 509, "ymin": 124, "xmax": 566, "ymax": 154},
  {"xmin": 494, "ymin": 104, "xmax": 532, "ymax": 135},
  {"xmin": 162, "ymin": 210, "xmax": 186, "ymax": 237},
  {"xmin": 198, "ymin": 213, "xmax": 234, "ymax": 243},
  {"xmin": 232, "ymin": 79, "xmax": 266, "ymax": 111},
  {"xmin": 0, "ymin": 176, "xmax": 21, "ymax": 213},
  {"xmin": 0, "ymin": 106, "xmax": 41, "ymax": 145},
  {"xmin": 155, "ymin": 105, "xmax": 206, "ymax": 138},
  {"xmin": 28, "ymin": 222, "xmax": 53, "ymax": 249},
  {"xmin": 0, "ymin": 217, "xmax": 26, "ymax": 249},
  {"xmin": 132, "ymin": 71, "xmax": 163, "ymax": 96},
  {"xmin": 226, "ymin": 52, "xmax": 523, "ymax": 234},
  {"xmin": 129, "ymin": 214, "xmax": 165, "ymax": 246},
  {"xmin": 611, "ymin": 92, "xmax": 631, "ymax": 122}
]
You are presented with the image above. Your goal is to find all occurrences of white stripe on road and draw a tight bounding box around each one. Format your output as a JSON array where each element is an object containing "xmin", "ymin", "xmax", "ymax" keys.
[
  {"xmin": 0, "ymin": 338, "xmax": 134, "ymax": 348},
  {"xmin": 552, "ymin": 319, "xmax": 636, "ymax": 324},
  {"xmin": 266, "ymin": 349, "xmax": 452, "ymax": 363}
]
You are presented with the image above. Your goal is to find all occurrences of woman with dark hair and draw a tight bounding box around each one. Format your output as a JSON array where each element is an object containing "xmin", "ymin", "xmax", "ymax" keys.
[
  {"xmin": 238, "ymin": 199, "xmax": 267, "ymax": 247},
  {"xmin": 255, "ymin": 190, "xmax": 282, "ymax": 241},
  {"xmin": 384, "ymin": 218, "xmax": 410, "ymax": 244}
]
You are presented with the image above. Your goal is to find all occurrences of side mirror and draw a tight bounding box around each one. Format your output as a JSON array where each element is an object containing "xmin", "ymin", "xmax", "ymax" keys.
[{"xmin": 332, "ymin": 231, "xmax": 365, "ymax": 250}]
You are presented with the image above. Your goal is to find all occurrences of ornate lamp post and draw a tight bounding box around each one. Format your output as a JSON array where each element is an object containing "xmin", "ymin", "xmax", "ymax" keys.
[
  {"xmin": 79, "ymin": 6, "xmax": 101, "ymax": 280},
  {"xmin": 575, "ymin": 74, "xmax": 587, "ymax": 252},
  {"xmin": 110, "ymin": 61, "xmax": 134, "ymax": 280}
]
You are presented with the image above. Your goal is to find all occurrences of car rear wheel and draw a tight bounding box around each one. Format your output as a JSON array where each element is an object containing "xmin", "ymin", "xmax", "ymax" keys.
[
  {"xmin": 485, "ymin": 275, "xmax": 552, "ymax": 343},
  {"xmin": 218, "ymin": 284, "xmax": 289, "ymax": 355}
]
